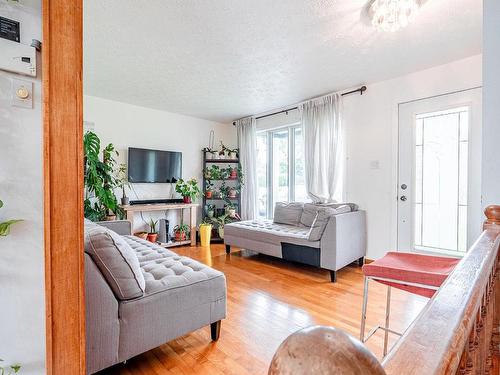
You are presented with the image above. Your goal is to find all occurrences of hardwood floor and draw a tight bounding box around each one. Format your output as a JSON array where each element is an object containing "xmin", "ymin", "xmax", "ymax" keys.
[{"xmin": 100, "ymin": 244, "xmax": 427, "ymax": 375}]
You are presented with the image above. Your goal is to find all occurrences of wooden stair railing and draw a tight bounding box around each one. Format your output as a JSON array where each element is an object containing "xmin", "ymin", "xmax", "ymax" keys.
[{"xmin": 269, "ymin": 206, "xmax": 500, "ymax": 375}]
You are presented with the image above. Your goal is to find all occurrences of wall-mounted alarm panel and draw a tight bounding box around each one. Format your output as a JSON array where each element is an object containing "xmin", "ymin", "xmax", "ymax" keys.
[{"xmin": 0, "ymin": 37, "xmax": 36, "ymax": 77}]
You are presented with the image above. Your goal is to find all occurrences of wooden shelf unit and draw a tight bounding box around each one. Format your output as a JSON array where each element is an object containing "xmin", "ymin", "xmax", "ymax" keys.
[{"xmin": 202, "ymin": 152, "xmax": 242, "ymax": 243}]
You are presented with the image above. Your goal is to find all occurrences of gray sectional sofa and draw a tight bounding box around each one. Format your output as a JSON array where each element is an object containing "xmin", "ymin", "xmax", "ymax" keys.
[
  {"xmin": 224, "ymin": 202, "xmax": 366, "ymax": 281},
  {"xmin": 84, "ymin": 219, "xmax": 226, "ymax": 374}
]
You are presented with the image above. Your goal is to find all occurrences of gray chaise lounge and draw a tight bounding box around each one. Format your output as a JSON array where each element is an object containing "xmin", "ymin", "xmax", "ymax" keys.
[
  {"xmin": 84, "ymin": 219, "xmax": 226, "ymax": 374},
  {"xmin": 224, "ymin": 202, "xmax": 366, "ymax": 282}
]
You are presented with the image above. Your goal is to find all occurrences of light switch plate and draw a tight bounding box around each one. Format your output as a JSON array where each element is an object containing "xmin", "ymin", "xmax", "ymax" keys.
[{"xmin": 11, "ymin": 78, "xmax": 33, "ymax": 108}]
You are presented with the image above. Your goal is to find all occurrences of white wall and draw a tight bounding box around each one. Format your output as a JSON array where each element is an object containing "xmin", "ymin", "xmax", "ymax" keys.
[
  {"xmin": 482, "ymin": 0, "xmax": 500, "ymax": 207},
  {"xmin": 0, "ymin": 2, "xmax": 45, "ymax": 374},
  {"xmin": 344, "ymin": 54, "xmax": 482, "ymax": 260},
  {"xmin": 84, "ymin": 95, "xmax": 236, "ymax": 231}
]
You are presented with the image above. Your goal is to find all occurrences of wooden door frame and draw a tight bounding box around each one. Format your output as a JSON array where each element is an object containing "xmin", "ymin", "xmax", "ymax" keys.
[{"xmin": 43, "ymin": 1, "xmax": 85, "ymax": 374}]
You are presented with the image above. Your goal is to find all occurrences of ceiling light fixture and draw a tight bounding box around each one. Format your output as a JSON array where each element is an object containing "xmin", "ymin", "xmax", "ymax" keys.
[{"xmin": 370, "ymin": 0, "xmax": 422, "ymax": 32}]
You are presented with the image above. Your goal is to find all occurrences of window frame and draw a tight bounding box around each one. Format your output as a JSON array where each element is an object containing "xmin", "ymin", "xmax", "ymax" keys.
[{"xmin": 257, "ymin": 124, "xmax": 304, "ymax": 219}]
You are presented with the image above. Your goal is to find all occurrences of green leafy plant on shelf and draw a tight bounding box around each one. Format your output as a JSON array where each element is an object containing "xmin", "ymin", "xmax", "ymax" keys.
[
  {"xmin": 175, "ymin": 178, "xmax": 202, "ymax": 203},
  {"xmin": 0, "ymin": 359, "xmax": 21, "ymax": 375},
  {"xmin": 84, "ymin": 131, "xmax": 123, "ymax": 222},
  {"xmin": 173, "ymin": 223, "xmax": 190, "ymax": 241},
  {"xmin": 0, "ymin": 200, "xmax": 22, "ymax": 237}
]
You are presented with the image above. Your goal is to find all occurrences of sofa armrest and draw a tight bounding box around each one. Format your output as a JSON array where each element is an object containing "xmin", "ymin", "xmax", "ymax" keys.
[
  {"xmin": 96, "ymin": 220, "xmax": 132, "ymax": 236},
  {"xmin": 319, "ymin": 210, "xmax": 367, "ymax": 271}
]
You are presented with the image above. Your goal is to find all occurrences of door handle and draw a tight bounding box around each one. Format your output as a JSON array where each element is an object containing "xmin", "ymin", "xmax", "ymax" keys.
[{"xmin": 400, "ymin": 196, "xmax": 407, "ymax": 201}]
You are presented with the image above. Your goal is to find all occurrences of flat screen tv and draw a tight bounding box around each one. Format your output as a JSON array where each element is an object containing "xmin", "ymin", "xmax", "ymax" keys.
[{"xmin": 128, "ymin": 147, "xmax": 182, "ymax": 183}]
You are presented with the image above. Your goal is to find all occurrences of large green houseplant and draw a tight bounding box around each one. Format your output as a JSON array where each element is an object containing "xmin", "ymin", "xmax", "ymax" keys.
[
  {"xmin": 84, "ymin": 131, "xmax": 123, "ymax": 221},
  {"xmin": 175, "ymin": 178, "xmax": 202, "ymax": 203}
]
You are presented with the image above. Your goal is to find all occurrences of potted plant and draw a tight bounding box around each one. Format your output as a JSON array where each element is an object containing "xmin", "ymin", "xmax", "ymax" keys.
[
  {"xmin": 228, "ymin": 166, "xmax": 237, "ymax": 179},
  {"xmin": 205, "ymin": 181, "xmax": 214, "ymax": 199},
  {"xmin": 175, "ymin": 178, "xmax": 202, "ymax": 203},
  {"xmin": 83, "ymin": 131, "xmax": 123, "ymax": 221},
  {"xmin": 227, "ymin": 147, "xmax": 239, "ymax": 160},
  {"xmin": 202, "ymin": 147, "xmax": 216, "ymax": 160},
  {"xmin": 206, "ymin": 204, "xmax": 215, "ymax": 218},
  {"xmin": 218, "ymin": 141, "xmax": 227, "ymax": 159},
  {"xmin": 0, "ymin": 199, "xmax": 22, "ymax": 237},
  {"xmin": 147, "ymin": 219, "xmax": 158, "ymax": 243},
  {"xmin": 211, "ymin": 213, "xmax": 239, "ymax": 239},
  {"xmin": 115, "ymin": 163, "xmax": 131, "ymax": 206},
  {"xmin": 173, "ymin": 223, "xmax": 190, "ymax": 241},
  {"xmin": 228, "ymin": 186, "xmax": 239, "ymax": 198},
  {"xmin": 205, "ymin": 165, "xmax": 221, "ymax": 180},
  {"xmin": 199, "ymin": 217, "xmax": 212, "ymax": 247},
  {"xmin": 225, "ymin": 201, "xmax": 237, "ymax": 218},
  {"xmin": 0, "ymin": 359, "xmax": 21, "ymax": 375}
]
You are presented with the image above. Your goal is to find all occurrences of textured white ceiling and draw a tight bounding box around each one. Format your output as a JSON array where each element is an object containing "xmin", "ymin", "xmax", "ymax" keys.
[{"xmin": 83, "ymin": 0, "xmax": 482, "ymax": 123}]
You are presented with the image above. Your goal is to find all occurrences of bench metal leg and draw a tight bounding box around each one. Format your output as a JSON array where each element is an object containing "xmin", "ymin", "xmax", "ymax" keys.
[
  {"xmin": 225, "ymin": 244, "xmax": 231, "ymax": 254},
  {"xmin": 360, "ymin": 277, "xmax": 369, "ymax": 342},
  {"xmin": 330, "ymin": 270, "xmax": 337, "ymax": 283},
  {"xmin": 383, "ymin": 286, "xmax": 392, "ymax": 357}
]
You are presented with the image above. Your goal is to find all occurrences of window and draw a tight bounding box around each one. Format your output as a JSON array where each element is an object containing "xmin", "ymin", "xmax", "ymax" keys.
[
  {"xmin": 414, "ymin": 107, "xmax": 469, "ymax": 253},
  {"xmin": 256, "ymin": 125, "xmax": 307, "ymax": 219}
]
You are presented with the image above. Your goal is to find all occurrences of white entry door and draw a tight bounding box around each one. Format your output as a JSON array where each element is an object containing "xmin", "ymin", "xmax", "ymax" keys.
[{"xmin": 397, "ymin": 89, "xmax": 482, "ymax": 255}]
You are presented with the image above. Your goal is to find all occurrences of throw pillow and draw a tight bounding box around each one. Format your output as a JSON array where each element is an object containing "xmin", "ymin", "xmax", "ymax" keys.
[
  {"xmin": 308, "ymin": 210, "xmax": 334, "ymax": 241},
  {"xmin": 84, "ymin": 223, "xmax": 146, "ymax": 300},
  {"xmin": 273, "ymin": 202, "xmax": 304, "ymax": 226}
]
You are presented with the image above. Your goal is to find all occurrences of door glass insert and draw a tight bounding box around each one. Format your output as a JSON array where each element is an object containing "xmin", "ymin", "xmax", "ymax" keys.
[{"xmin": 414, "ymin": 107, "xmax": 469, "ymax": 253}]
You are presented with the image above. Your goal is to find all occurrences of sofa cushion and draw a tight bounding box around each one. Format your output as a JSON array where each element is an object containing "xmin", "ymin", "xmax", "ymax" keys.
[
  {"xmin": 273, "ymin": 202, "xmax": 304, "ymax": 226},
  {"xmin": 224, "ymin": 220, "xmax": 320, "ymax": 248},
  {"xmin": 308, "ymin": 211, "xmax": 333, "ymax": 241},
  {"xmin": 84, "ymin": 222, "xmax": 146, "ymax": 300},
  {"xmin": 300, "ymin": 203, "xmax": 352, "ymax": 227}
]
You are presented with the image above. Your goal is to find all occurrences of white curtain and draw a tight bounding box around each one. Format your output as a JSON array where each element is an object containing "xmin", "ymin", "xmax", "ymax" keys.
[
  {"xmin": 299, "ymin": 93, "xmax": 345, "ymax": 203},
  {"xmin": 236, "ymin": 117, "xmax": 258, "ymax": 220}
]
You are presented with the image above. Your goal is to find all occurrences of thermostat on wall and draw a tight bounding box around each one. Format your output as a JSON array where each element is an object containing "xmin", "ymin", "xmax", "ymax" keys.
[{"xmin": 0, "ymin": 16, "xmax": 20, "ymax": 43}]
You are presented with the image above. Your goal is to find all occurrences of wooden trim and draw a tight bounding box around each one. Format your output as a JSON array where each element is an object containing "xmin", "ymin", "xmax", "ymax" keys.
[{"xmin": 43, "ymin": 1, "xmax": 85, "ymax": 374}]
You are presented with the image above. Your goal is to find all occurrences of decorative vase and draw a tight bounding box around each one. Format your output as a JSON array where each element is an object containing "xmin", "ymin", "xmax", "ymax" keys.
[
  {"xmin": 147, "ymin": 233, "xmax": 158, "ymax": 243},
  {"xmin": 183, "ymin": 196, "xmax": 192, "ymax": 204},
  {"xmin": 121, "ymin": 196, "xmax": 129, "ymax": 205},
  {"xmin": 199, "ymin": 224, "xmax": 212, "ymax": 247}
]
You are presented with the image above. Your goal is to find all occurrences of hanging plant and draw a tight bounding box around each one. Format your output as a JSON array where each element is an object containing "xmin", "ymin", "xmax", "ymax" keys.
[{"xmin": 0, "ymin": 200, "xmax": 22, "ymax": 237}]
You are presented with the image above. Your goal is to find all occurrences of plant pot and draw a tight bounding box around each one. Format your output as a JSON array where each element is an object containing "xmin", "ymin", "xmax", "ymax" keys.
[
  {"xmin": 134, "ymin": 231, "xmax": 148, "ymax": 240},
  {"xmin": 219, "ymin": 153, "xmax": 226, "ymax": 159},
  {"xmin": 228, "ymin": 189, "xmax": 237, "ymax": 198},
  {"xmin": 121, "ymin": 196, "xmax": 130, "ymax": 205},
  {"xmin": 218, "ymin": 226, "xmax": 224, "ymax": 239},
  {"xmin": 205, "ymin": 191, "xmax": 213, "ymax": 199},
  {"xmin": 183, "ymin": 196, "xmax": 192, "ymax": 204},
  {"xmin": 229, "ymin": 169, "xmax": 237, "ymax": 179},
  {"xmin": 105, "ymin": 214, "xmax": 116, "ymax": 221},
  {"xmin": 228, "ymin": 152, "xmax": 236, "ymax": 159},
  {"xmin": 174, "ymin": 231, "xmax": 187, "ymax": 242},
  {"xmin": 147, "ymin": 233, "xmax": 158, "ymax": 243},
  {"xmin": 199, "ymin": 224, "xmax": 212, "ymax": 246}
]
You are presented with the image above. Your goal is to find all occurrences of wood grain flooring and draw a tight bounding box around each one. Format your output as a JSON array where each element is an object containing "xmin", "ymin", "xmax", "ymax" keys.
[{"xmin": 99, "ymin": 245, "xmax": 427, "ymax": 375}]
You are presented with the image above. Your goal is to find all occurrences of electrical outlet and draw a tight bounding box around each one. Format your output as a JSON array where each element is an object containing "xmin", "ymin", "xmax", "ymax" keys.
[{"xmin": 11, "ymin": 78, "xmax": 33, "ymax": 108}]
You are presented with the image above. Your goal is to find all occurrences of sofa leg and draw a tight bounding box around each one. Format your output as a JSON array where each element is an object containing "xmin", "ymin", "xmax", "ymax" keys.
[
  {"xmin": 357, "ymin": 257, "xmax": 365, "ymax": 267},
  {"xmin": 211, "ymin": 320, "xmax": 221, "ymax": 341},
  {"xmin": 225, "ymin": 244, "xmax": 231, "ymax": 254},
  {"xmin": 330, "ymin": 270, "xmax": 337, "ymax": 283}
]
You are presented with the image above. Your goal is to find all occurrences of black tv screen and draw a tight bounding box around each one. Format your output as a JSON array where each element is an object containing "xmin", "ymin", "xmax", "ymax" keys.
[{"xmin": 128, "ymin": 147, "xmax": 182, "ymax": 183}]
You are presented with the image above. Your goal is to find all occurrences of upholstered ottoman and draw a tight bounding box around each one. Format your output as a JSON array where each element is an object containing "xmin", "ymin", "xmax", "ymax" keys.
[{"xmin": 118, "ymin": 236, "xmax": 226, "ymax": 361}]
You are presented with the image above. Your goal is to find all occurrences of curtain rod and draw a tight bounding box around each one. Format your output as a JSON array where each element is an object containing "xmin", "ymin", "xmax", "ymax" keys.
[{"xmin": 232, "ymin": 85, "xmax": 366, "ymax": 125}]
